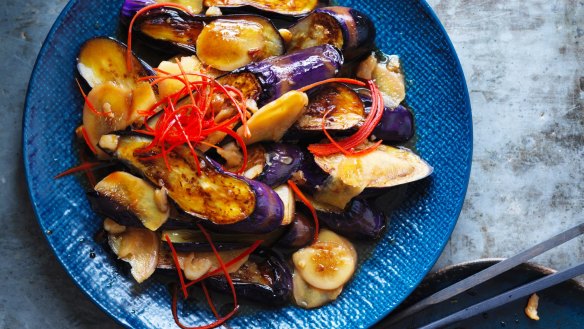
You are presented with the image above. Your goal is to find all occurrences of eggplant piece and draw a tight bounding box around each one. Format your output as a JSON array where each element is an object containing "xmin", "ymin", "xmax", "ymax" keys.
[
  {"xmin": 132, "ymin": 7, "xmax": 204, "ymax": 53},
  {"xmin": 371, "ymin": 104, "xmax": 415, "ymax": 143},
  {"xmin": 295, "ymin": 83, "xmax": 364, "ymax": 132},
  {"xmin": 196, "ymin": 16, "xmax": 285, "ymax": 71},
  {"xmin": 205, "ymin": 248, "xmax": 293, "ymax": 305},
  {"xmin": 312, "ymin": 198, "xmax": 386, "ymax": 240},
  {"xmin": 314, "ymin": 143, "xmax": 433, "ymax": 189},
  {"xmin": 287, "ymin": 7, "xmax": 375, "ymax": 61},
  {"xmin": 120, "ymin": 0, "xmax": 204, "ymax": 24},
  {"xmin": 225, "ymin": 143, "xmax": 304, "ymax": 187},
  {"xmin": 290, "ymin": 150, "xmax": 329, "ymax": 190},
  {"xmin": 203, "ymin": 0, "xmax": 317, "ymax": 16},
  {"xmin": 100, "ymin": 134, "xmax": 284, "ymax": 234},
  {"xmin": 108, "ymin": 228, "xmax": 160, "ymax": 283},
  {"xmin": 132, "ymin": 8, "xmax": 284, "ymax": 70},
  {"xmin": 218, "ymin": 44, "xmax": 343, "ymax": 106},
  {"xmin": 77, "ymin": 37, "xmax": 153, "ymax": 89},
  {"xmin": 276, "ymin": 205, "xmax": 315, "ymax": 249},
  {"xmin": 89, "ymin": 171, "xmax": 170, "ymax": 231},
  {"xmin": 160, "ymin": 228, "xmax": 285, "ymax": 251},
  {"xmin": 259, "ymin": 143, "xmax": 304, "ymax": 187}
]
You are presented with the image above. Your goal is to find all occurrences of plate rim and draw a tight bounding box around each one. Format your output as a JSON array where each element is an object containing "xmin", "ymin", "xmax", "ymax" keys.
[{"xmin": 22, "ymin": 0, "xmax": 473, "ymax": 328}]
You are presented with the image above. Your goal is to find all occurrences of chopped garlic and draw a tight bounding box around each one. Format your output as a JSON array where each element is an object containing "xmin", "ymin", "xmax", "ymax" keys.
[{"xmin": 525, "ymin": 293, "xmax": 540, "ymax": 321}]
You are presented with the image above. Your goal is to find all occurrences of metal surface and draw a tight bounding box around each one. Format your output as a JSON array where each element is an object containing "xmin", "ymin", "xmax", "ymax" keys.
[
  {"xmin": 0, "ymin": 0, "xmax": 582, "ymax": 328},
  {"xmin": 420, "ymin": 261, "xmax": 584, "ymax": 329},
  {"xmin": 388, "ymin": 222, "xmax": 584, "ymax": 325}
]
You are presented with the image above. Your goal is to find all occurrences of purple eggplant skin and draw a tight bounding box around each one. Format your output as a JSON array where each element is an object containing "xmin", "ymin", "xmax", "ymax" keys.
[
  {"xmin": 288, "ymin": 7, "xmax": 376, "ymax": 61},
  {"xmin": 276, "ymin": 205, "xmax": 315, "ymax": 249},
  {"xmin": 290, "ymin": 150, "xmax": 329, "ymax": 191},
  {"xmin": 120, "ymin": 0, "xmax": 155, "ymax": 24},
  {"xmin": 316, "ymin": 198, "xmax": 387, "ymax": 240},
  {"xmin": 219, "ymin": 44, "xmax": 343, "ymax": 106},
  {"xmin": 106, "ymin": 134, "xmax": 284, "ymax": 234},
  {"xmin": 205, "ymin": 248, "xmax": 293, "ymax": 305},
  {"xmin": 201, "ymin": 160, "xmax": 284, "ymax": 234},
  {"xmin": 367, "ymin": 102, "xmax": 415, "ymax": 143},
  {"xmin": 87, "ymin": 191, "xmax": 143, "ymax": 227},
  {"xmin": 257, "ymin": 143, "xmax": 304, "ymax": 187},
  {"xmin": 131, "ymin": 7, "xmax": 205, "ymax": 54}
]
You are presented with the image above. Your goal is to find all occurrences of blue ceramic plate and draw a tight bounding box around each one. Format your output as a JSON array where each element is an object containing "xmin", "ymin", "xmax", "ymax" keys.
[{"xmin": 23, "ymin": 1, "xmax": 472, "ymax": 328}]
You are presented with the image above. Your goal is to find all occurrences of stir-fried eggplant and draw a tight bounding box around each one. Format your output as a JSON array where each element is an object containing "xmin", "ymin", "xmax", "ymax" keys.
[
  {"xmin": 287, "ymin": 7, "xmax": 375, "ymax": 61},
  {"xmin": 313, "ymin": 198, "xmax": 387, "ymax": 240},
  {"xmin": 371, "ymin": 104, "xmax": 415, "ymax": 143},
  {"xmin": 205, "ymin": 248, "xmax": 293, "ymax": 305},
  {"xmin": 89, "ymin": 171, "xmax": 170, "ymax": 231},
  {"xmin": 161, "ymin": 228, "xmax": 285, "ymax": 251},
  {"xmin": 100, "ymin": 134, "xmax": 284, "ymax": 234},
  {"xmin": 277, "ymin": 205, "xmax": 315, "ymax": 249},
  {"xmin": 196, "ymin": 16, "xmax": 284, "ymax": 71},
  {"xmin": 313, "ymin": 143, "xmax": 433, "ymax": 189},
  {"xmin": 295, "ymin": 83, "xmax": 364, "ymax": 132},
  {"xmin": 219, "ymin": 44, "xmax": 343, "ymax": 106},
  {"xmin": 225, "ymin": 143, "xmax": 305, "ymax": 187},
  {"xmin": 77, "ymin": 37, "xmax": 153, "ymax": 89},
  {"xmin": 120, "ymin": 0, "xmax": 204, "ymax": 24},
  {"xmin": 203, "ymin": 0, "xmax": 317, "ymax": 16},
  {"xmin": 132, "ymin": 7, "xmax": 284, "ymax": 70}
]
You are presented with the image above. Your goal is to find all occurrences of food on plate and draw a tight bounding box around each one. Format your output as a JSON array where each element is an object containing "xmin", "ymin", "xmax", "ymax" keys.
[
  {"xmin": 57, "ymin": 1, "xmax": 433, "ymax": 327},
  {"xmin": 525, "ymin": 293, "xmax": 540, "ymax": 321}
]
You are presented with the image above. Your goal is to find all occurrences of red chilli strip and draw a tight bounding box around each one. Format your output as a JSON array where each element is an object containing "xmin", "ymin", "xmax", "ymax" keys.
[
  {"xmin": 201, "ymin": 282, "xmax": 220, "ymax": 319},
  {"xmin": 184, "ymin": 239, "xmax": 263, "ymax": 288},
  {"xmin": 308, "ymin": 80, "xmax": 385, "ymax": 156},
  {"xmin": 195, "ymin": 224, "xmax": 238, "ymax": 308},
  {"xmin": 287, "ymin": 180, "xmax": 320, "ymax": 244},
  {"xmin": 297, "ymin": 77, "xmax": 366, "ymax": 93},
  {"xmin": 76, "ymin": 79, "xmax": 107, "ymax": 117},
  {"xmin": 80, "ymin": 126, "xmax": 98, "ymax": 155},
  {"xmin": 171, "ymin": 285, "xmax": 239, "ymax": 329},
  {"xmin": 164, "ymin": 235, "xmax": 189, "ymax": 299},
  {"xmin": 54, "ymin": 161, "xmax": 104, "ymax": 179},
  {"xmin": 127, "ymin": 3, "xmax": 193, "ymax": 71}
]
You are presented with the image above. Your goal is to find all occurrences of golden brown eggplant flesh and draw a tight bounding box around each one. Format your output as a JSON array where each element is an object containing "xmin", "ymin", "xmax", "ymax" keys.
[
  {"xmin": 287, "ymin": 7, "xmax": 376, "ymax": 61},
  {"xmin": 100, "ymin": 134, "xmax": 284, "ymax": 234},
  {"xmin": 77, "ymin": 37, "xmax": 153, "ymax": 89},
  {"xmin": 203, "ymin": 0, "xmax": 318, "ymax": 16}
]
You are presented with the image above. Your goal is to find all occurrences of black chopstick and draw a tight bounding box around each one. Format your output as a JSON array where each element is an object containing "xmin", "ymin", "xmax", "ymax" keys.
[
  {"xmin": 386, "ymin": 222, "xmax": 584, "ymax": 326},
  {"xmin": 419, "ymin": 261, "xmax": 584, "ymax": 329}
]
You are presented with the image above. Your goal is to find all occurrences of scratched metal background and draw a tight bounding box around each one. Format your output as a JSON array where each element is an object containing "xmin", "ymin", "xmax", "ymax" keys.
[{"xmin": 0, "ymin": 0, "xmax": 582, "ymax": 328}]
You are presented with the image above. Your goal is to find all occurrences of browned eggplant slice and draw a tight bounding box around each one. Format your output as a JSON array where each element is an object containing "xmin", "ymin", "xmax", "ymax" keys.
[
  {"xmin": 134, "ymin": 7, "xmax": 204, "ymax": 53},
  {"xmin": 295, "ymin": 83, "xmax": 364, "ymax": 131},
  {"xmin": 100, "ymin": 134, "xmax": 284, "ymax": 233},
  {"xmin": 287, "ymin": 7, "xmax": 376, "ymax": 61},
  {"xmin": 77, "ymin": 37, "xmax": 152, "ymax": 89},
  {"xmin": 219, "ymin": 44, "xmax": 343, "ymax": 106},
  {"xmin": 203, "ymin": 0, "xmax": 318, "ymax": 16},
  {"xmin": 314, "ymin": 143, "xmax": 433, "ymax": 189},
  {"xmin": 89, "ymin": 171, "xmax": 170, "ymax": 231},
  {"xmin": 196, "ymin": 16, "xmax": 285, "ymax": 71},
  {"xmin": 133, "ymin": 7, "xmax": 284, "ymax": 70}
]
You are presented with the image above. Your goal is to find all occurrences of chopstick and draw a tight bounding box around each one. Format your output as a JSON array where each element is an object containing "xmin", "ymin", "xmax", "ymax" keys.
[
  {"xmin": 419, "ymin": 261, "xmax": 584, "ymax": 329},
  {"xmin": 386, "ymin": 222, "xmax": 584, "ymax": 326}
]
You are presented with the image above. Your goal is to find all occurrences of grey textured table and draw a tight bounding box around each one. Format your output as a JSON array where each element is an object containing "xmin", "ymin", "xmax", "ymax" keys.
[{"xmin": 1, "ymin": 0, "xmax": 582, "ymax": 328}]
